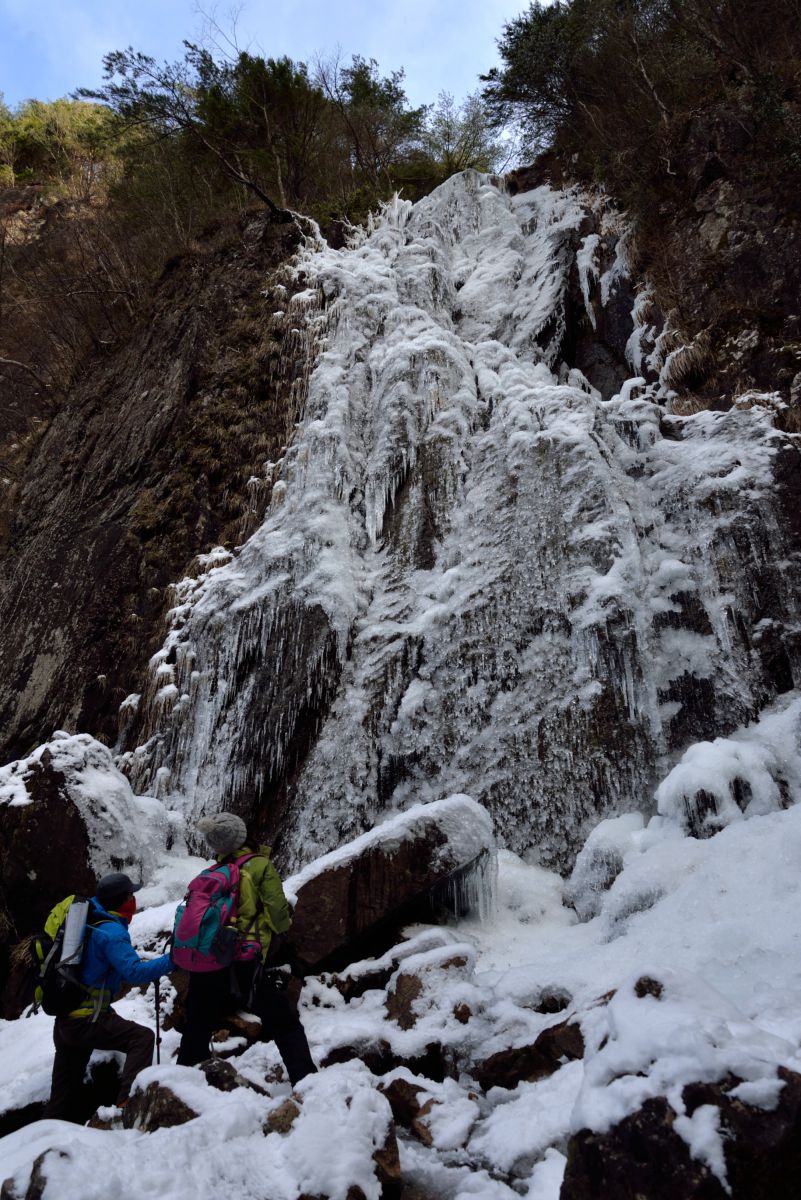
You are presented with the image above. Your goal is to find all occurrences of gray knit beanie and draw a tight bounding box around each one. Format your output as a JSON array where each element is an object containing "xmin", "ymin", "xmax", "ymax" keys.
[{"xmin": 197, "ymin": 813, "xmax": 248, "ymax": 856}]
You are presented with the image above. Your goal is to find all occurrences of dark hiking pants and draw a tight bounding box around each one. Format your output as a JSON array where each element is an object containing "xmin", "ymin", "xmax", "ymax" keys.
[
  {"xmin": 176, "ymin": 964, "xmax": 316, "ymax": 1085},
  {"xmin": 44, "ymin": 1009, "xmax": 155, "ymax": 1121}
]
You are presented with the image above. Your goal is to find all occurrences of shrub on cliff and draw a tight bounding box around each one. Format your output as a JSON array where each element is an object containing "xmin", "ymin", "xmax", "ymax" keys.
[{"xmin": 483, "ymin": 0, "xmax": 801, "ymax": 210}]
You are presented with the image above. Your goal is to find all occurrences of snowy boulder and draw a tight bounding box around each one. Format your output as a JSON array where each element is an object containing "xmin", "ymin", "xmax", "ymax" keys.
[
  {"xmin": 384, "ymin": 945, "xmax": 476, "ymax": 1030},
  {"xmin": 199, "ymin": 1058, "xmax": 266, "ymax": 1095},
  {"xmin": 0, "ymin": 734, "xmax": 175, "ymax": 1013},
  {"xmin": 122, "ymin": 1079, "xmax": 199, "ymax": 1131},
  {"xmin": 654, "ymin": 696, "xmax": 801, "ymax": 838},
  {"xmin": 325, "ymin": 928, "xmax": 464, "ymax": 1002},
  {"xmin": 566, "ymin": 967, "xmax": 798, "ymax": 1196},
  {"xmin": 265, "ymin": 1064, "xmax": 401, "ymax": 1200},
  {"xmin": 561, "ymin": 1068, "xmax": 801, "ymax": 1200},
  {"xmin": 564, "ymin": 813, "xmax": 646, "ymax": 921},
  {"xmin": 284, "ymin": 796, "xmax": 495, "ymax": 971},
  {"xmin": 1, "ymin": 1148, "xmax": 70, "ymax": 1200},
  {"xmin": 473, "ymin": 1018, "xmax": 585, "ymax": 1093},
  {"xmin": 378, "ymin": 1070, "xmax": 480, "ymax": 1152}
]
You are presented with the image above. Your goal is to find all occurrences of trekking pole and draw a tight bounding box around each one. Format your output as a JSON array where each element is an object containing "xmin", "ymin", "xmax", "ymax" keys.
[{"xmin": 154, "ymin": 978, "xmax": 162, "ymax": 1066}]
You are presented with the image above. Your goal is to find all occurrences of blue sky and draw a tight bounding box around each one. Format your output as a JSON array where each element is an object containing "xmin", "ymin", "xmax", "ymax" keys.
[{"xmin": 0, "ymin": 0, "xmax": 528, "ymax": 110}]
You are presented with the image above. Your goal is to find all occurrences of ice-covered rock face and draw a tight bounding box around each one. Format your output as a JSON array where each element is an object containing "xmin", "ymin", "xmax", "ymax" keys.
[{"xmin": 121, "ymin": 171, "xmax": 801, "ymax": 871}]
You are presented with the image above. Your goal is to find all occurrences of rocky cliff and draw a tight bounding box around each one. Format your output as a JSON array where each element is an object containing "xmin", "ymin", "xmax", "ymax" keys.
[
  {"xmin": 0, "ymin": 210, "xmax": 303, "ymax": 760},
  {"xmin": 2, "ymin": 172, "xmax": 800, "ymax": 877}
]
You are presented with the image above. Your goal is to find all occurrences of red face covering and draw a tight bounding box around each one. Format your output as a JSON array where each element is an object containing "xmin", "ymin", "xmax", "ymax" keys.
[{"xmin": 115, "ymin": 895, "xmax": 137, "ymax": 924}]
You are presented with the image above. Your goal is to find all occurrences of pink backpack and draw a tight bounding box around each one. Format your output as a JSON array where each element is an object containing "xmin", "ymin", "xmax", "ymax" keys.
[{"xmin": 172, "ymin": 854, "xmax": 258, "ymax": 971}]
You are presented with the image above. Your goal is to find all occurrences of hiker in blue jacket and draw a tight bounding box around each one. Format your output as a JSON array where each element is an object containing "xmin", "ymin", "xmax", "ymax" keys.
[{"xmin": 43, "ymin": 872, "xmax": 173, "ymax": 1121}]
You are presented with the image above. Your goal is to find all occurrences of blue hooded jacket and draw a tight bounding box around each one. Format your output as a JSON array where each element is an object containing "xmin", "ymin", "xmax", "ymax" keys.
[{"xmin": 73, "ymin": 898, "xmax": 171, "ymax": 1014}]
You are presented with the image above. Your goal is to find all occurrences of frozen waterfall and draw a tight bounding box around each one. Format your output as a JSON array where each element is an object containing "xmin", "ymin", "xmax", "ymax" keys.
[{"xmin": 119, "ymin": 171, "xmax": 801, "ymax": 871}]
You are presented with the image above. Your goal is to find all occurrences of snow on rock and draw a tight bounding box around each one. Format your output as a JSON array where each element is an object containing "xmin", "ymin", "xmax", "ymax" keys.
[
  {"xmin": 655, "ymin": 694, "xmax": 801, "ymax": 836},
  {"xmin": 573, "ymin": 968, "xmax": 793, "ymax": 1139},
  {"xmin": 284, "ymin": 794, "xmax": 496, "ymax": 970},
  {"xmin": 3, "ymin": 786, "xmax": 801, "ymax": 1197},
  {"xmin": 120, "ymin": 170, "xmax": 801, "ymax": 874},
  {"xmin": 285, "ymin": 794, "xmax": 494, "ymax": 898},
  {"xmin": 0, "ymin": 734, "xmax": 183, "ymax": 979},
  {"xmin": 467, "ymin": 1061, "xmax": 583, "ymax": 1175},
  {"xmin": 2, "ymin": 1062, "xmax": 397, "ymax": 1200},
  {"xmin": 564, "ymin": 812, "xmax": 646, "ymax": 921},
  {"xmin": 0, "ymin": 733, "xmax": 177, "ymax": 880}
]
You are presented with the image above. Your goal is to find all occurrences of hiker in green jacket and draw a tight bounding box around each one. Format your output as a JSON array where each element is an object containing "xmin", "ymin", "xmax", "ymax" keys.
[{"xmin": 175, "ymin": 814, "xmax": 317, "ymax": 1084}]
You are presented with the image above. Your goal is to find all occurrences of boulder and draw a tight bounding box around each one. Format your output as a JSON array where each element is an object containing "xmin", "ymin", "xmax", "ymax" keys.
[
  {"xmin": 1, "ymin": 1150, "xmax": 70, "ymax": 1200},
  {"xmin": 325, "ymin": 928, "xmax": 463, "ymax": 1002},
  {"xmin": 561, "ymin": 1095, "xmax": 724, "ymax": 1200},
  {"xmin": 284, "ymin": 795, "xmax": 495, "ymax": 971},
  {"xmin": 122, "ymin": 1081, "xmax": 198, "ymax": 1131},
  {"xmin": 199, "ymin": 1058, "xmax": 266, "ymax": 1095},
  {"xmin": 385, "ymin": 949, "xmax": 473, "ymax": 1030},
  {"xmin": 385, "ymin": 971, "xmax": 423, "ymax": 1031},
  {"xmin": 323, "ymin": 1038, "xmax": 451, "ymax": 1083},
  {"xmin": 0, "ymin": 734, "xmax": 170, "ymax": 1014},
  {"xmin": 474, "ymin": 1018, "xmax": 585, "ymax": 1092},
  {"xmin": 379, "ymin": 1077, "xmax": 438, "ymax": 1146},
  {"xmin": 561, "ymin": 1068, "xmax": 801, "ymax": 1200},
  {"xmin": 267, "ymin": 1063, "xmax": 401, "ymax": 1200}
]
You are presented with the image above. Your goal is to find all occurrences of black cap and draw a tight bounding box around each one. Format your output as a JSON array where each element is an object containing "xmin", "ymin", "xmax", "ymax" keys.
[{"xmin": 95, "ymin": 872, "xmax": 142, "ymax": 908}]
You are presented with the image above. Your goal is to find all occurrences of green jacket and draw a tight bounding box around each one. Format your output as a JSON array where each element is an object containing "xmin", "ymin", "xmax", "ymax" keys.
[{"xmin": 223, "ymin": 845, "xmax": 291, "ymax": 959}]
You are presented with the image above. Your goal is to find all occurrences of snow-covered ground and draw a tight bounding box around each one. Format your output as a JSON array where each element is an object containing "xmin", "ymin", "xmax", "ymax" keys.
[{"xmin": 3, "ymin": 695, "xmax": 801, "ymax": 1199}]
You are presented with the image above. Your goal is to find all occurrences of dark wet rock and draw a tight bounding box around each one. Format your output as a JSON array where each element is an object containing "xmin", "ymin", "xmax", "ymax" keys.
[
  {"xmin": 122, "ymin": 1081, "xmax": 198, "ymax": 1131},
  {"xmin": 372, "ymin": 1122, "xmax": 402, "ymax": 1200},
  {"xmin": 474, "ymin": 1019, "xmax": 585, "ymax": 1092},
  {"xmin": 378, "ymin": 1077, "xmax": 442, "ymax": 1147},
  {"xmin": 535, "ymin": 989, "xmax": 572, "ymax": 1015},
  {"xmin": 0, "ymin": 737, "xmax": 156, "ymax": 1014},
  {"xmin": 327, "ymin": 963, "xmax": 397, "ymax": 1003},
  {"xmin": 683, "ymin": 1069, "xmax": 801, "ymax": 1200},
  {"xmin": 323, "ymin": 1039, "xmax": 452, "ymax": 1084},
  {"xmin": 634, "ymin": 976, "xmax": 664, "ymax": 1000},
  {"xmin": 386, "ymin": 972, "xmax": 424, "ymax": 1031},
  {"xmin": 561, "ymin": 1068, "xmax": 801, "ymax": 1200},
  {"xmin": 0, "ymin": 758, "xmax": 94, "ymax": 1016},
  {"xmin": 561, "ymin": 1095, "xmax": 723, "ymax": 1200},
  {"xmin": 379, "ymin": 1076, "xmax": 430, "ymax": 1129}
]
